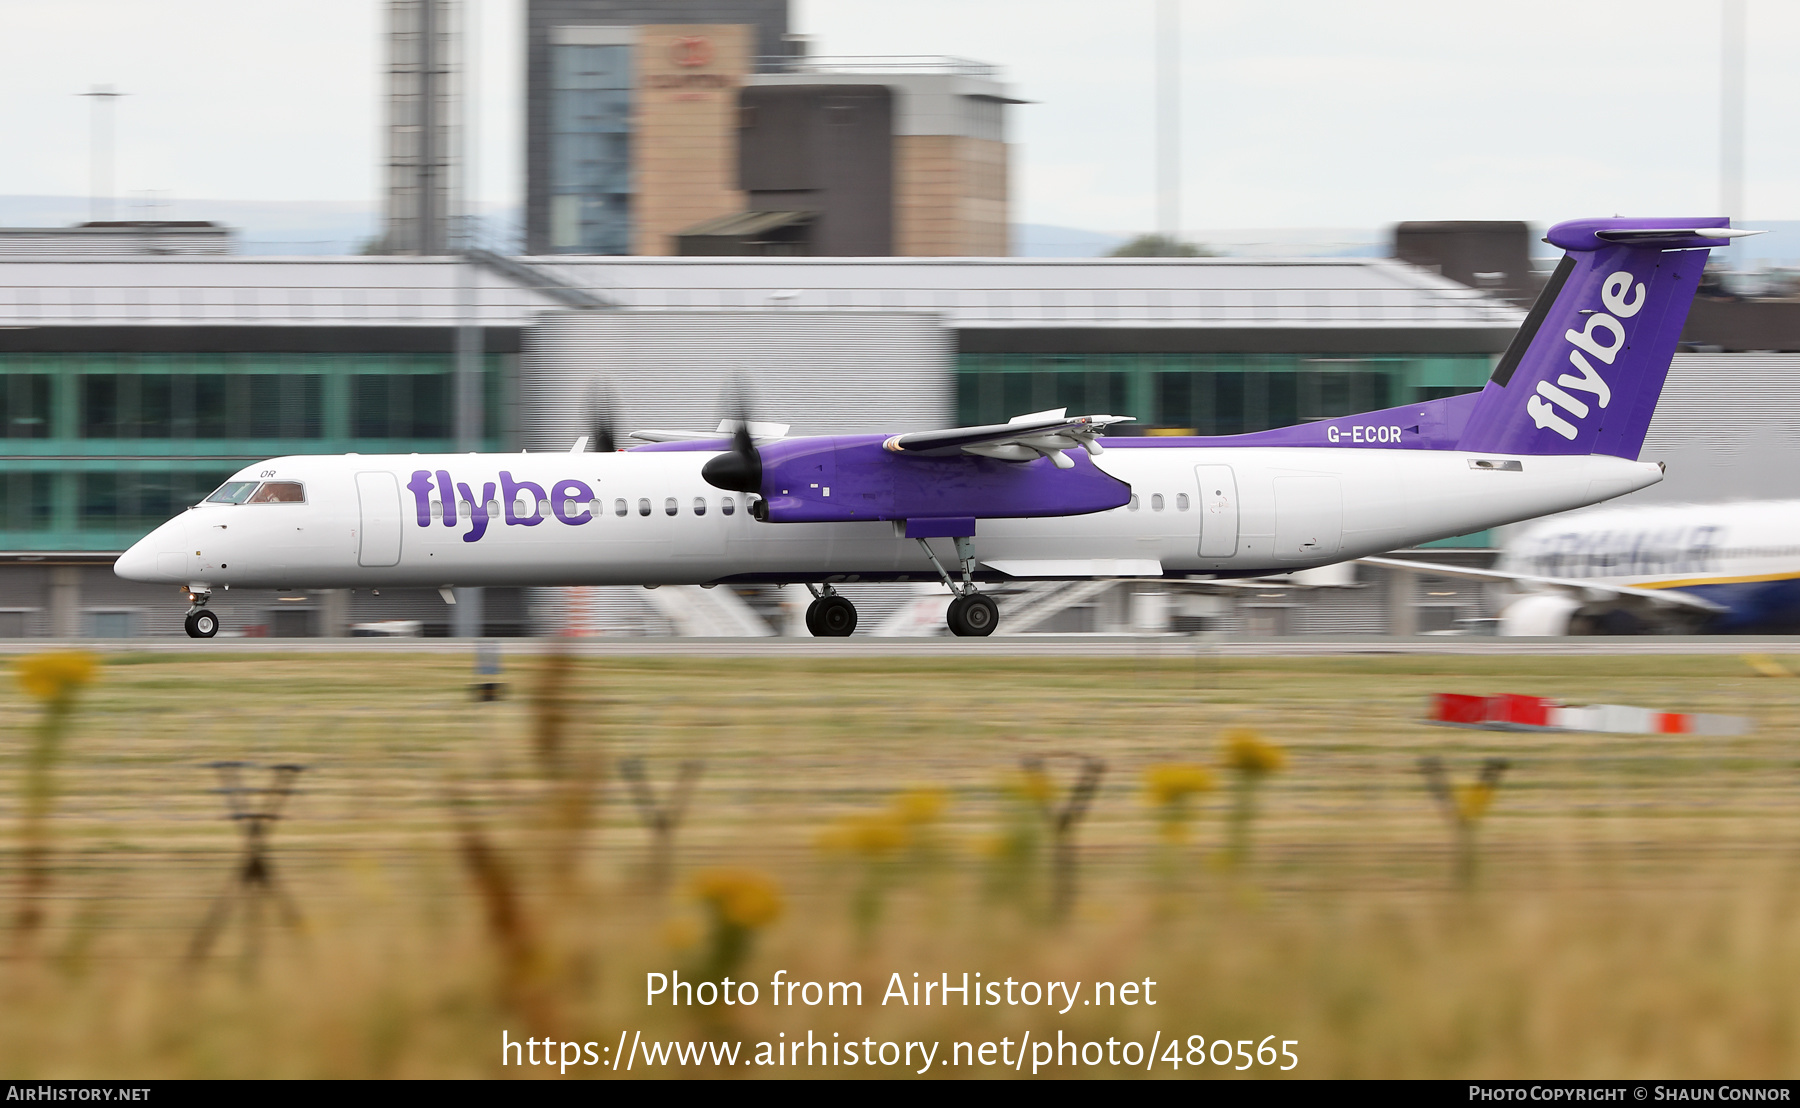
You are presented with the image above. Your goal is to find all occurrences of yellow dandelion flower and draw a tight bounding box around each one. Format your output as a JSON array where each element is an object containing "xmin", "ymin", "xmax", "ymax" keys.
[
  {"xmin": 1453, "ymin": 782, "xmax": 1496, "ymax": 824},
  {"xmin": 818, "ymin": 814, "xmax": 908, "ymax": 857},
  {"xmin": 1222, "ymin": 729, "xmax": 1286, "ymax": 774},
  {"xmin": 1144, "ymin": 763, "xmax": 1215, "ymax": 806},
  {"xmin": 1013, "ymin": 768, "xmax": 1054, "ymax": 804},
  {"xmin": 16, "ymin": 651, "xmax": 98, "ymax": 703},
  {"xmin": 892, "ymin": 788, "xmax": 946, "ymax": 826},
  {"xmin": 693, "ymin": 868, "xmax": 782, "ymax": 929}
]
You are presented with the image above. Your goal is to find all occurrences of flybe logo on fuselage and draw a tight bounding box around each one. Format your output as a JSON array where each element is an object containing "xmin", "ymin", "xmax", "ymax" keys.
[
  {"xmin": 406, "ymin": 470, "xmax": 598, "ymax": 543},
  {"xmin": 1525, "ymin": 270, "xmax": 1646, "ymax": 440}
]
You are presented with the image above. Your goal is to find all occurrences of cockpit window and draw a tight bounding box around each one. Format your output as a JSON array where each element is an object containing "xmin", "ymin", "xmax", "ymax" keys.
[
  {"xmin": 205, "ymin": 481, "xmax": 260, "ymax": 504},
  {"xmin": 206, "ymin": 480, "xmax": 305, "ymax": 505},
  {"xmin": 247, "ymin": 481, "xmax": 305, "ymax": 504}
]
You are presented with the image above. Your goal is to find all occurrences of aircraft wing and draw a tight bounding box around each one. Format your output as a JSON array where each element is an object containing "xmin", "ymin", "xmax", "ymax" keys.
[
  {"xmin": 882, "ymin": 409, "xmax": 1135, "ymax": 469},
  {"xmin": 631, "ymin": 420, "xmax": 792, "ymax": 444},
  {"xmin": 1357, "ymin": 556, "xmax": 1727, "ymax": 613}
]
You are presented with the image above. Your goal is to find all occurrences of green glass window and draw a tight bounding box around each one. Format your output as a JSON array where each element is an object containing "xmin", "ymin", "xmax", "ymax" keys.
[
  {"xmin": 352, "ymin": 373, "xmax": 452, "ymax": 438},
  {"xmin": 80, "ymin": 469, "xmax": 236, "ymax": 532},
  {"xmin": 80, "ymin": 372, "xmax": 323, "ymax": 439},
  {"xmin": 953, "ymin": 352, "xmax": 1493, "ymax": 433},
  {"xmin": 0, "ymin": 473, "xmax": 53, "ymax": 531},
  {"xmin": 0, "ymin": 375, "xmax": 51, "ymax": 439}
]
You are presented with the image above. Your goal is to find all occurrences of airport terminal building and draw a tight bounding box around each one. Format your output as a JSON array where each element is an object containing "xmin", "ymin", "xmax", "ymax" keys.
[{"xmin": 0, "ymin": 251, "xmax": 1788, "ymax": 637}]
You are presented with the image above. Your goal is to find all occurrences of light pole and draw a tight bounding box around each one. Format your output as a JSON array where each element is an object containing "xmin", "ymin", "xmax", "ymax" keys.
[
  {"xmin": 453, "ymin": 0, "xmax": 484, "ymax": 638},
  {"xmin": 80, "ymin": 85, "xmax": 125, "ymax": 223},
  {"xmin": 1720, "ymin": 0, "xmax": 1746, "ymax": 221},
  {"xmin": 1155, "ymin": 0, "xmax": 1180, "ymax": 242}
]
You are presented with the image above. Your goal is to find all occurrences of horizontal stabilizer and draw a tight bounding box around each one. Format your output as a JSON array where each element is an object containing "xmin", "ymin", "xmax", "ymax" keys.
[{"xmin": 1593, "ymin": 226, "xmax": 1764, "ymax": 245}]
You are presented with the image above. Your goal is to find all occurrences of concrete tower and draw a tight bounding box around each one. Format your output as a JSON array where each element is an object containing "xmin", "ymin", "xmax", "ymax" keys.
[{"xmin": 384, "ymin": 0, "xmax": 461, "ymax": 255}]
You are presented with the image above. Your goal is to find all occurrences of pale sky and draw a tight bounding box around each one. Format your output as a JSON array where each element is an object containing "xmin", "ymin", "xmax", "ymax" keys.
[{"xmin": 1, "ymin": 0, "xmax": 1793, "ymax": 234}]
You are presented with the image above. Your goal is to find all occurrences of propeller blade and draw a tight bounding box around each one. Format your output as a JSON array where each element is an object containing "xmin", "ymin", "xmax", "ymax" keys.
[
  {"xmin": 588, "ymin": 382, "xmax": 619, "ymax": 453},
  {"xmin": 700, "ymin": 382, "xmax": 764, "ymax": 493}
]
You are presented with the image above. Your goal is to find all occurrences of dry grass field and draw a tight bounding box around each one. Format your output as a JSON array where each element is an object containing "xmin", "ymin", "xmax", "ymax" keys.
[{"xmin": 1, "ymin": 647, "xmax": 1798, "ymax": 1079}]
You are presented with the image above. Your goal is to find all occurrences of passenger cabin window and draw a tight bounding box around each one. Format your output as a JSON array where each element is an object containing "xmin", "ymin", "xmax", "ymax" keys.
[
  {"xmin": 1177, "ymin": 493, "xmax": 1190, "ymax": 511},
  {"xmin": 637, "ymin": 498, "xmax": 651, "ymax": 517},
  {"xmin": 693, "ymin": 497, "xmax": 706, "ymax": 517},
  {"xmin": 614, "ymin": 498, "xmax": 627, "ymax": 517},
  {"xmin": 1151, "ymin": 493, "xmax": 1164, "ymax": 512},
  {"xmin": 205, "ymin": 481, "xmax": 260, "ymax": 504},
  {"xmin": 664, "ymin": 497, "xmax": 678, "ymax": 517},
  {"xmin": 1128, "ymin": 494, "xmax": 1140, "ymax": 511},
  {"xmin": 722, "ymin": 496, "xmax": 735, "ymax": 516}
]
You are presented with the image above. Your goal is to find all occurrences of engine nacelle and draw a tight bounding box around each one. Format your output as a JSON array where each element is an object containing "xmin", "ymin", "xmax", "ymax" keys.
[
  {"xmin": 1499, "ymin": 593, "xmax": 1582, "ymax": 636},
  {"xmin": 750, "ymin": 435, "xmax": 1132, "ymax": 525}
]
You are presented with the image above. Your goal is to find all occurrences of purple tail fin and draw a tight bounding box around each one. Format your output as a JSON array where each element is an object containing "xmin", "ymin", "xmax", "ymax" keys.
[{"xmin": 1456, "ymin": 217, "xmax": 1733, "ymax": 458}]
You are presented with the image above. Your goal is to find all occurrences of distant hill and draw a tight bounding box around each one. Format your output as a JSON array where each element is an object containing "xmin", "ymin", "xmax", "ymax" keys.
[
  {"xmin": 1011, "ymin": 224, "xmax": 1130, "ymax": 257},
  {"xmin": 0, "ymin": 195, "xmax": 382, "ymax": 254},
  {"xmin": 1013, "ymin": 223, "xmax": 1387, "ymax": 260}
]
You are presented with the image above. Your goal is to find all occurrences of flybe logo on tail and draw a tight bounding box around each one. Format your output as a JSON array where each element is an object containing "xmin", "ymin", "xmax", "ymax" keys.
[{"xmin": 1526, "ymin": 270, "xmax": 1645, "ymax": 440}]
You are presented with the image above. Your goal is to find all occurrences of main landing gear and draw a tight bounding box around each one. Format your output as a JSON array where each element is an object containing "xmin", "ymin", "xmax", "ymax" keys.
[
  {"xmin": 183, "ymin": 588, "xmax": 219, "ymax": 639},
  {"xmin": 916, "ymin": 536, "xmax": 1000, "ymax": 638},
  {"xmin": 804, "ymin": 584, "xmax": 858, "ymax": 637},
  {"xmin": 946, "ymin": 592, "xmax": 999, "ymax": 637}
]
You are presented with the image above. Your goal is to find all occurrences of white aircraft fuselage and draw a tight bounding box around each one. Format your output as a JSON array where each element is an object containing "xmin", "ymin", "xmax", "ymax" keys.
[{"xmin": 115, "ymin": 447, "xmax": 1662, "ymax": 591}]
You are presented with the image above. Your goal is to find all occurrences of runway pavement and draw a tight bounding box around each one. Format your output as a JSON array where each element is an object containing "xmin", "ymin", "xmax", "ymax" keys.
[{"xmin": 3, "ymin": 634, "xmax": 1800, "ymax": 657}]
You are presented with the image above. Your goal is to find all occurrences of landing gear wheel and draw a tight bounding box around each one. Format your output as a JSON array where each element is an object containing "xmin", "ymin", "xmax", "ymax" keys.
[
  {"xmin": 811, "ymin": 594, "xmax": 857, "ymax": 637},
  {"xmin": 947, "ymin": 593, "xmax": 998, "ymax": 637},
  {"xmin": 184, "ymin": 609, "xmax": 219, "ymax": 639}
]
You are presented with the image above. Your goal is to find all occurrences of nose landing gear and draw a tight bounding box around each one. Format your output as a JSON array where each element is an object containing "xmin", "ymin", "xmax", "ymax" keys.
[
  {"xmin": 803, "ymin": 584, "xmax": 858, "ymax": 637},
  {"xmin": 183, "ymin": 588, "xmax": 219, "ymax": 639}
]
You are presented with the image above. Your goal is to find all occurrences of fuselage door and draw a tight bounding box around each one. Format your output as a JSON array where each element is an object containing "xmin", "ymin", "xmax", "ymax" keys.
[
  {"xmin": 355, "ymin": 471, "xmax": 403, "ymax": 567},
  {"xmin": 1274, "ymin": 475, "xmax": 1343, "ymax": 559},
  {"xmin": 1195, "ymin": 464, "xmax": 1239, "ymax": 558}
]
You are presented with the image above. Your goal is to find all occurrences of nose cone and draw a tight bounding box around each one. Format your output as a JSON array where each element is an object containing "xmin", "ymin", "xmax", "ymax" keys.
[
  {"xmin": 113, "ymin": 538, "xmax": 152, "ymax": 582},
  {"xmin": 114, "ymin": 515, "xmax": 189, "ymax": 584}
]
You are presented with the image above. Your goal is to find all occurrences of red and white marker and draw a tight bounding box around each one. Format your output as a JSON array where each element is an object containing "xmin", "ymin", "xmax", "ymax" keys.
[{"xmin": 1428, "ymin": 693, "xmax": 1749, "ymax": 736}]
